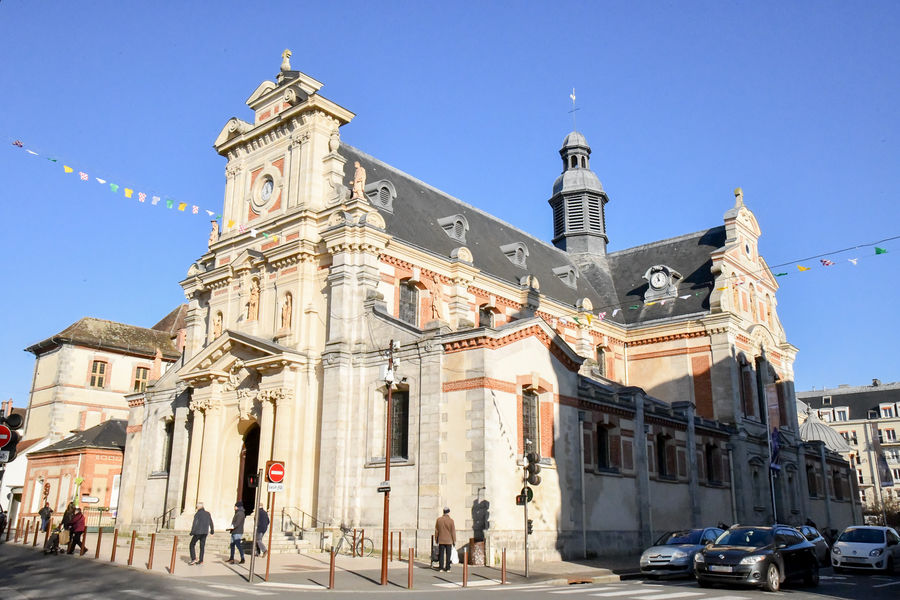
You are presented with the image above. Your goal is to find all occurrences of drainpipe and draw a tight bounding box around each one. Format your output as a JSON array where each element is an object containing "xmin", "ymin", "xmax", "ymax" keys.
[{"xmin": 726, "ymin": 444, "xmax": 738, "ymax": 525}]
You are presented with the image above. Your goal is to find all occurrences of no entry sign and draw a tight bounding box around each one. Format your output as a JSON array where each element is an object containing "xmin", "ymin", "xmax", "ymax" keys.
[
  {"xmin": 266, "ymin": 460, "xmax": 285, "ymax": 483},
  {"xmin": 0, "ymin": 425, "xmax": 11, "ymax": 447}
]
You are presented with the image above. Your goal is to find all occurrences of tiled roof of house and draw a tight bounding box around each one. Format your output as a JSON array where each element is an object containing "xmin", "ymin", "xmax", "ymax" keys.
[
  {"xmin": 33, "ymin": 419, "xmax": 126, "ymax": 454},
  {"xmin": 25, "ymin": 317, "xmax": 181, "ymax": 360}
]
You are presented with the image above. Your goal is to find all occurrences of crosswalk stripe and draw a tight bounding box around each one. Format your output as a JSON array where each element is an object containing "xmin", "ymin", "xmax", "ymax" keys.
[
  {"xmin": 433, "ymin": 579, "xmax": 502, "ymax": 588},
  {"xmin": 258, "ymin": 582, "xmax": 327, "ymax": 590},
  {"xmin": 619, "ymin": 593, "xmax": 705, "ymax": 600},
  {"xmin": 551, "ymin": 587, "xmax": 619, "ymax": 594},
  {"xmin": 207, "ymin": 584, "xmax": 275, "ymax": 596},
  {"xmin": 485, "ymin": 584, "xmax": 555, "ymax": 591},
  {"xmin": 708, "ymin": 596, "xmax": 751, "ymax": 600}
]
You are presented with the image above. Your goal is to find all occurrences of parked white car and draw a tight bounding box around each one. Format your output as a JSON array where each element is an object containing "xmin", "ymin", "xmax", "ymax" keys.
[{"xmin": 831, "ymin": 526, "xmax": 900, "ymax": 573}]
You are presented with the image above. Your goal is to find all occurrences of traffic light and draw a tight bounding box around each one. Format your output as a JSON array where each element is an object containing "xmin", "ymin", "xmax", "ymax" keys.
[
  {"xmin": 525, "ymin": 451, "xmax": 541, "ymax": 486},
  {"xmin": 0, "ymin": 412, "xmax": 24, "ymax": 463},
  {"xmin": 526, "ymin": 519, "xmax": 534, "ymax": 535},
  {"xmin": 246, "ymin": 473, "xmax": 259, "ymax": 488}
]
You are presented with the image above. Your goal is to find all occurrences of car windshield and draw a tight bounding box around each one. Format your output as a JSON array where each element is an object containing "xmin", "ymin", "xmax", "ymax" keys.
[
  {"xmin": 714, "ymin": 528, "xmax": 773, "ymax": 547},
  {"xmin": 838, "ymin": 528, "xmax": 885, "ymax": 544},
  {"xmin": 655, "ymin": 530, "xmax": 702, "ymax": 545}
]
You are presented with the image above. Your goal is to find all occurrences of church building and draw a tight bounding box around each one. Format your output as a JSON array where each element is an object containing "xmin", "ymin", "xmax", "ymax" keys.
[{"xmin": 117, "ymin": 54, "xmax": 857, "ymax": 560}]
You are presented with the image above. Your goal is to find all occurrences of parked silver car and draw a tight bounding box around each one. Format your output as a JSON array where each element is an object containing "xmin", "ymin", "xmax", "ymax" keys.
[{"xmin": 640, "ymin": 528, "xmax": 724, "ymax": 577}]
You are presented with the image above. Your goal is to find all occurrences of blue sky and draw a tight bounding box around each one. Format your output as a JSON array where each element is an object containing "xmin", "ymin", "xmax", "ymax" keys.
[{"xmin": 1, "ymin": 1, "xmax": 898, "ymax": 408}]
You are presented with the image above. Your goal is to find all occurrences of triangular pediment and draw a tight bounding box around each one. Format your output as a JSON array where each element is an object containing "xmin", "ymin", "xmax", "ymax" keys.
[
  {"xmin": 179, "ymin": 330, "xmax": 306, "ymax": 386},
  {"xmin": 214, "ymin": 117, "xmax": 253, "ymax": 149},
  {"xmin": 246, "ymin": 81, "xmax": 278, "ymax": 106}
]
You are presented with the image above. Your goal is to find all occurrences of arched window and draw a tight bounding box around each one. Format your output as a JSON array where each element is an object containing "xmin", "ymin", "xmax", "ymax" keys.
[
  {"xmin": 399, "ymin": 280, "xmax": 419, "ymax": 326},
  {"xmin": 597, "ymin": 426, "xmax": 610, "ymax": 469},
  {"xmin": 522, "ymin": 389, "xmax": 540, "ymax": 454},
  {"xmin": 705, "ymin": 444, "xmax": 720, "ymax": 483},
  {"xmin": 656, "ymin": 433, "xmax": 672, "ymax": 478}
]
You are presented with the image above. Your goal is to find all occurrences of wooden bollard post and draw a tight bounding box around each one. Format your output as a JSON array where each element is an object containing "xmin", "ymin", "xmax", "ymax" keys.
[
  {"xmin": 398, "ymin": 531, "xmax": 402, "ymax": 561},
  {"xmin": 127, "ymin": 530, "xmax": 136, "ymax": 566},
  {"xmin": 110, "ymin": 529, "xmax": 119, "ymax": 562},
  {"xmin": 147, "ymin": 533, "xmax": 156, "ymax": 570},
  {"xmin": 501, "ymin": 548, "xmax": 507, "ymax": 584},
  {"xmin": 462, "ymin": 547, "xmax": 468, "ymax": 587},
  {"xmin": 408, "ymin": 548, "xmax": 414, "ymax": 589},
  {"xmin": 14, "ymin": 517, "xmax": 21, "ymax": 542},
  {"xmin": 169, "ymin": 535, "xmax": 178, "ymax": 574},
  {"xmin": 95, "ymin": 527, "xmax": 103, "ymax": 558},
  {"xmin": 328, "ymin": 548, "xmax": 336, "ymax": 589},
  {"xmin": 390, "ymin": 531, "xmax": 393, "ymax": 562},
  {"xmin": 23, "ymin": 520, "xmax": 30, "ymax": 545},
  {"xmin": 352, "ymin": 528, "xmax": 357, "ymax": 558}
]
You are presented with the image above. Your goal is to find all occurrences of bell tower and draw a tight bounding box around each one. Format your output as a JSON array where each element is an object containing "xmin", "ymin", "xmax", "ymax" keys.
[{"xmin": 548, "ymin": 131, "xmax": 609, "ymax": 255}]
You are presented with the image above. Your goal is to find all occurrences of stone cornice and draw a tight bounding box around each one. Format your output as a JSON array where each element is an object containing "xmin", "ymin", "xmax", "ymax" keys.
[
  {"xmin": 627, "ymin": 330, "xmax": 710, "ymax": 347},
  {"xmin": 442, "ymin": 323, "xmax": 583, "ymax": 373}
]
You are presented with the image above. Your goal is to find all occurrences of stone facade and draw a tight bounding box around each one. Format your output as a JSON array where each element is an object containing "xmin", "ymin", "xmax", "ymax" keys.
[{"xmin": 116, "ymin": 59, "xmax": 857, "ymax": 559}]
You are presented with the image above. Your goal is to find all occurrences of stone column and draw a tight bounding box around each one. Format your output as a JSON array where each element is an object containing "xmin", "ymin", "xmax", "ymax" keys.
[
  {"xmin": 178, "ymin": 407, "xmax": 205, "ymax": 527},
  {"xmin": 165, "ymin": 403, "xmax": 190, "ymax": 517}
]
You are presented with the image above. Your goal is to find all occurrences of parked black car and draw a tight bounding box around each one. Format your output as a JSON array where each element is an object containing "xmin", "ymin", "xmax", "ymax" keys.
[
  {"xmin": 798, "ymin": 525, "xmax": 830, "ymax": 566},
  {"xmin": 694, "ymin": 525, "xmax": 819, "ymax": 592}
]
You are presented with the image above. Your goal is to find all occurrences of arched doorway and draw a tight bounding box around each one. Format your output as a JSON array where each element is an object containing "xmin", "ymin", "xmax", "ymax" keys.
[{"xmin": 237, "ymin": 424, "xmax": 260, "ymax": 516}]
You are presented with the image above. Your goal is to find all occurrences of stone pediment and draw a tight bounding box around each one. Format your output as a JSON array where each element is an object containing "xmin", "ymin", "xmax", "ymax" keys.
[
  {"xmin": 178, "ymin": 330, "xmax": 306, "ymax": 387},
  {"xmin": 214, "ymin": 117, "xmax": 253, "ymax": 148},
  {"xmin": 245, "ymin": 81, "xmax": 278, "ymax": 107}
]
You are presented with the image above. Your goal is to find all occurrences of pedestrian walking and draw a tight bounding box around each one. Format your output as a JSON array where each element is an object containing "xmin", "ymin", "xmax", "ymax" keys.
[
  {"xmin": 434, "ymin": 507, "xmax": 456, "ymax": 573},
  {"xmin": 0, "ymin": 508, "xmax": 8, "ymax": 536},
  {"xmin": 67, "ymin": 507, "xmax": 87, "ymax": 555},
  {"xmin": 61, "ymin": 502, "xmax": 75, "ymax": 530},
  {"xmin": 254, "ymin": 504, "xmax": 269, "ymax": 557},
  {"xmin": 39, "ymin": 502, "xmax": 52, "ymax": 532},
  {"xmin": 227, "ymin": 501, "xmax": 245, "ymax": 564},
  {"xmin": 188, "ymin": 502, "xmax": 214, "ymax": 565}
]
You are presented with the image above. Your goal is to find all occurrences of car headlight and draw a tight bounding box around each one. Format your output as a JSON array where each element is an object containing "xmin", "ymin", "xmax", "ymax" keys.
[
  {"xmin": 671, "ymin": 550, "xmax": 687, "ymax": 560},
  {"xmin": 694, "ymin": 553, "xmax": 705, "ymax": 563},
  {"xmin": 739, "ymin": 554, "xmax": 766, "ymax": 565},
  {"xmin": 640, "ymin": 555, "xmax": 650, "ymax": 566},
  {"xmin": 869, "ymin": 548, "xmax": 884, "ymax": 557},
  {"xmin": 832, "ymin": 547, "xmax": 841, "ymax": 555}
]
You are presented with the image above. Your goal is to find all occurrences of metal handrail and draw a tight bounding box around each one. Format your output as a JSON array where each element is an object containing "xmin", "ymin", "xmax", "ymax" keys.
[
  {"xmin": 281, "ymin": 506, "xmax": 330, "ymax": 534},
  {"xmin": 154, "ymin": 506, "xmax": 177, "ymax": 532}
]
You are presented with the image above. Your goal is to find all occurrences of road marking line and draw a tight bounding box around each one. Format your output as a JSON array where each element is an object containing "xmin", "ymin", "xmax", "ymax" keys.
[
  {"xmin": 593, "ymin": 592, "xmax": 703, "ymax": 599},
  {"xmin": 207, "ymin": 584, "xmax": 275, "ymax": 595},
  {"xmin": 258, "ymin": 582, "xmax": 327, "ymax": 590},
  {"xmin": 484, "ymin": 584, "xmax": 555, "ymax": 591},
  {"xmin": 873, "ymin": 580, "xmax": 900, "ymax": 588},
  {"xmin": 551, "ymin": 587, "xmax": 616, "ymax": 594},
  {"xmin": 433, "ymin": 579, "xmax": 502, "ymax": 588}
]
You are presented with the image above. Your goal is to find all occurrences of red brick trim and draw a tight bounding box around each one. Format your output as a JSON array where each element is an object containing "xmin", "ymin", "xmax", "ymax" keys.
[
  {"xmin": 442, "ymin": 377, "xmax": 516, "ymax": 393},
  {"xmin": 126, "ymin": 424, "xmax": 142, "ymax": 433}
]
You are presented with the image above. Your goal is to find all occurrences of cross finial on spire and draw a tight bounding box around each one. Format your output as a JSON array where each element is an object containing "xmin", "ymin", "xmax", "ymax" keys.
[{"xmin": 568, "ymin": 88, "xmax": 579, "ymax": 130}]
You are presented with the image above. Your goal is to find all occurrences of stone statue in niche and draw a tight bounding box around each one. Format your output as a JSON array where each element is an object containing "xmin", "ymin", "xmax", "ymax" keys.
[
  {"xmin": 349, "ymin": 161, "xmax": 367, "ymax": 201},
  {"xmin": 248, "ymin": 279, "xmax": 260, "ymax": 321},
  {"xmin": 208, "ymin": 220, "xmax": 219, "ymax": 247},
  {"xmin": 281, "ymin": 293, "xmax": 292, "ymax": 330},
  {"xmin": 213, "ymin": 312, "xmax": 222, "ymax": 339},
  {"xmin": 281, "ymin": 49, "xmax": 292, "ymax": 72}
]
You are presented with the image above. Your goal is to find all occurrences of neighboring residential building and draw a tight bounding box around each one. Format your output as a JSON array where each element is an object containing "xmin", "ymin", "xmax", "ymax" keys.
[
  {"xmin": 0, "ymin": 400, "xmax": 30, "ymax": 524},
  {"xmin": 20, "ymin": 419, "xmax": 126, "ymax": 521},
  {"xmin": 798, "ymin": 380, "xmax": 900, "ymax": 511},
  {"xmin": 6, "ymin": 309, "xmax": 185, "ymax": 529},
  {"xmin": 116, "ymin": 56, "xmax": 855, "ymax": 559}
]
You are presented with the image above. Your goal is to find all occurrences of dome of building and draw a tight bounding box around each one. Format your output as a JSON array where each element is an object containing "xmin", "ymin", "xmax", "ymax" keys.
[
  {"xmin": 561, "ymin": 131, "xmax": 589, "ymax": 151},
  {"xmin": 799, "ymin": 409, "xmax": 853, "ymax": 453}
]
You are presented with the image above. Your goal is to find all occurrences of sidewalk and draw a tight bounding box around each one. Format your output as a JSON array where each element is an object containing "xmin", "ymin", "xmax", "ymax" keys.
[{"xmin": 3, "ymin": 528, "xmax": 634, "ymax": 591}]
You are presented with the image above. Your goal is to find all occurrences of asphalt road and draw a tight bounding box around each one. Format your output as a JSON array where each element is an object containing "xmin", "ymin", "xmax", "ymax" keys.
[{"xmin": 1, "ymin": 542, "xmax": 899, "ymax": 599}]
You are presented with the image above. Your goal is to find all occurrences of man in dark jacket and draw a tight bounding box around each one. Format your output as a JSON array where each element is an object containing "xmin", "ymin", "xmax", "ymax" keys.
[
  {"xmin": 39, "ymin": 503, "xmax": 52, "ymax": 532},
  {"xmin": 189, "ymin": 503, "xmax": 214, "ymax": 565},
  {"xmin": 227, "ymin": 501, "xmax": 246, "ymax": 564},
  {"xmin": 254, "ymin": 504, "xmax": 269, "ymax": 557}
]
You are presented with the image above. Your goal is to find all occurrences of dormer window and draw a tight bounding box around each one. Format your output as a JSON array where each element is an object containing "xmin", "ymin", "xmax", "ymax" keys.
[
  {"xmin": 500, "ymin": 242, "xmax": 528, "ymax": 268},
  {"xmin": 437, "ymin": 214, "xmax": 469, "ymax": 243},
  {"xmin": 552, "ymin": 265, "xmax": 578, "ymax": 289},
  {"xmin": 365, "ymin": 179, "xmax": 397, "ymax": 213}
]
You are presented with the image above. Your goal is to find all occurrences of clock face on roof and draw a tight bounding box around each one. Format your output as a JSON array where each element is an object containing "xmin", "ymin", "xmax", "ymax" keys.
[{"xmin": 650, "ymin": 271, "xmax": 668, "ymax": 289}]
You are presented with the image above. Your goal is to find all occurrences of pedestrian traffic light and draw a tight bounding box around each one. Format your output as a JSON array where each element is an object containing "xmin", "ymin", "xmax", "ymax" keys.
[
  {"xmin": 247, "ymin": 473, "xmax": 259, "ymax": 488},
  {"xmin": 0, "ymin": 412, "xmax": 23, "ymax": 463},
  {"xmin": 527, "ymin": 519, "xmax": 534, "ymax": 535},
  {"xmin": 525, "ymin": 451, "xmax": 541, "ymax": 486}
]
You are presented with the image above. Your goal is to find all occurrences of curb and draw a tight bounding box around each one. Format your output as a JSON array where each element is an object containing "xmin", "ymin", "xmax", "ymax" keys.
[{"xmin": 541, "ymin": 573, "xmax": 621, "ymax": 586}]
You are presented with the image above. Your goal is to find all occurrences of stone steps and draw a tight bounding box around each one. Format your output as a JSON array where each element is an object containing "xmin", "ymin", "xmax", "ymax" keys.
[{"xmin": 128, "ymin": 530, "xmax": 318, "ymax": 554}]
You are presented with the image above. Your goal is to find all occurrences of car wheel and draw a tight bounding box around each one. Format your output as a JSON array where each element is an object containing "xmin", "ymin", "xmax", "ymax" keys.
[
  {"xmin": 763, "ymin": 563, "xmax": 780, "ymax": 593},
  {"xmin": 804, "ymin": 564, "xmax": 819, "ymax": 587}
]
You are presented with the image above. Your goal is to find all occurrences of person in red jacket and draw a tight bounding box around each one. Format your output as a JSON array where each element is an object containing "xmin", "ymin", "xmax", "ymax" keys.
[{"xmin": 67, "ymin": 508, "xmax": 88, "ymax": 555}]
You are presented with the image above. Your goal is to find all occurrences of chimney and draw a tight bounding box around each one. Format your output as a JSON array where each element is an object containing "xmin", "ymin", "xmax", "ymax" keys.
[
  {"xmin": 3, "ymin": 399, "xmax": 10, "ymax": 417},
  {"xmin": 872, "ymin": 378, "xmax": 881, "ymax": 387}
]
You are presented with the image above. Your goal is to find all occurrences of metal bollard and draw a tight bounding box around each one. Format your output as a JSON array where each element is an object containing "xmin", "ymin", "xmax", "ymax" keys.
[
  {"xmin": 329, "ymin": 548, "xmax": 336, "ymax": 589},
  {"xmin": 462, "ymin": 547, "xmax": 468, "ymax": 587},
  {"xmin": 6, "ymin": 516, "xmax": 13, "ymax": 541},
  {"xmin": 148, "ymin": 533, "xmax": 156, "ymax": 570},
  {"xmin": 33, "ymin": 520, "xmax": 40, "ymax": 547},
  {"xmin": 501, "ymin": 547, "xmax": 507, "ymax": 584},
  {"xmin": 430, "ymin": 534, "xmax": 434, "ymax": 567},
  {"xmin": 169, "ymin": 535, "xmax": 178, "ymax": 574},
  {"xmin": 390, "ymin": 531, "xmax": 393, "ymax": 562},
  {"xmin": 14, "ymin": 517, "xmax": 21, "ymax": 543},
  {"xmin": 110, "ymin": 529, "xmax": 119, "ymax": 562},
  {"xmin": 127, "ymin": 530, "xmax": 136, "ymax": 566},
  {"xmin": 398, "ymin": 531, "xmax": 402, "ymax": 561},
  {"xmin": 23, "ymin": 520, "xmax": 30, "ymax": 545},
  {"xmin": 361, "ymin": 529, "xmax": 365, "ymax": 556},
  {"xmin": 95, "ymin": 527, "xmax": 103, "ymax": 558},
  {"xmin": 408, "ymin": 547, "xmax": 414, "ymax": 589},
  {"xmin": 352, "ymin": 528, "xmax": 357, "ymax": 558}
]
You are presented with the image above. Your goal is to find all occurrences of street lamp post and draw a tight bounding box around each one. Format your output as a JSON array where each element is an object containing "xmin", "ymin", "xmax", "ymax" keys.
[{"xmin": 380, "ymin": 340, "xmax": 397, "ymax": 585}]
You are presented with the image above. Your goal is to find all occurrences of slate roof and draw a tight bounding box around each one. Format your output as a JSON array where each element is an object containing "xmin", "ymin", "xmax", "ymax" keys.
[
  {"xmin": 25, "ymin": 317, "xmax": 181, "ymax": 360},
  {"xmin": 607, "ymin": 227, "xmax": 726, "ymax": 326},
  {"xmin": 337, "ymin": 145, "xmax": 725, "ymax": 328},
  {"xmin": 798, "ymin": 382, "xmax": 900, "ymax": 421},
  {"xmin": 152, "ymin": 304, "xmax": 188, "ymax": 334},
  {"xmin": 33, "ymin": 419, "xmax": 126, "ymax": 455},
  {"xmin": 339, "ymin": 145, "xmax": 621, "ymax": 317}
]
